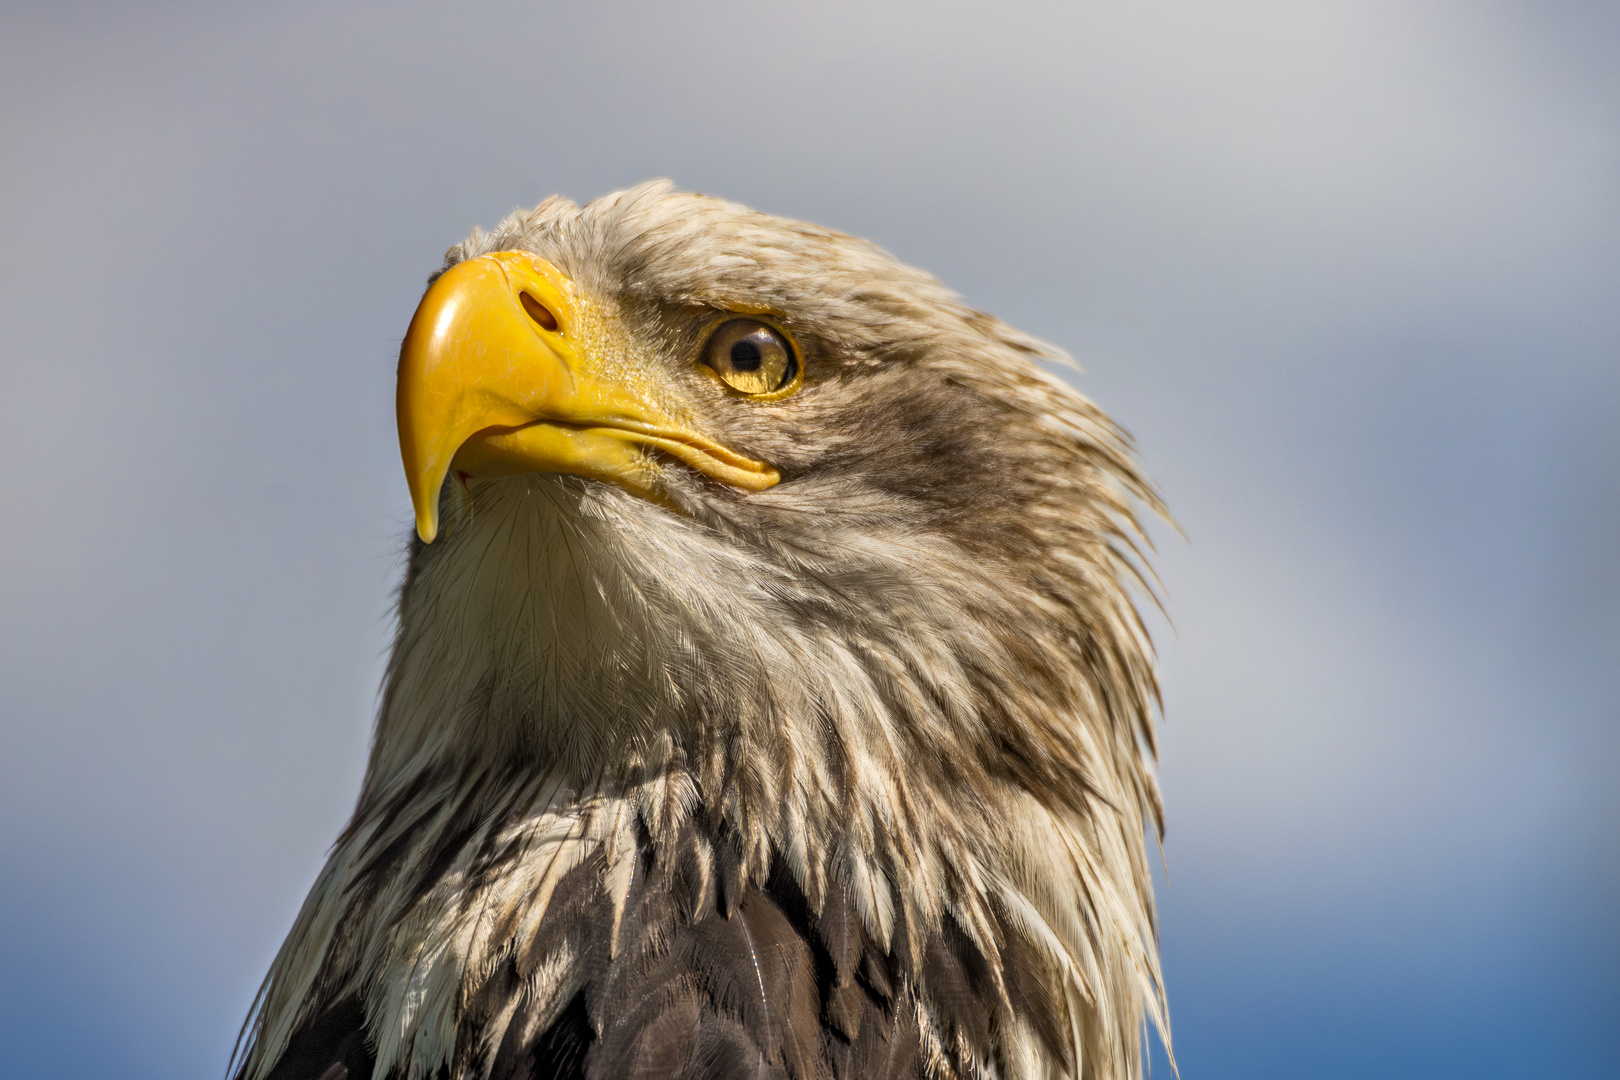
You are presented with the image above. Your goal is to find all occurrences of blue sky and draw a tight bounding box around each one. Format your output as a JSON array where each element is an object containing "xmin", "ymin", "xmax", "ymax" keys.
[{"xmin": 1, "ymin": 2, "xmax": 1615, "ymax": 1076}]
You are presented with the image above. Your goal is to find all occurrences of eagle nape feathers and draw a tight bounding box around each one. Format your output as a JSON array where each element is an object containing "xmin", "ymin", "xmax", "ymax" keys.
[{"xmin": 233, "ymin": 182, "xmax": 1171, "ymax": 1080}]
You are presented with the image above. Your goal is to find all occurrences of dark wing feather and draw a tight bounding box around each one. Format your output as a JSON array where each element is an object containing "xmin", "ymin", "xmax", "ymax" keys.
[
  {"xmin": 251, "ymin": 821, "xmax": 1024, "ymax": 1080},
  {"xmin": 256, "ymin": 997, "xmax": 372, "ymax": 1080},
  {"xmin": 524, "ymin": 824, "xmax": 928, "ymax": 1080}
]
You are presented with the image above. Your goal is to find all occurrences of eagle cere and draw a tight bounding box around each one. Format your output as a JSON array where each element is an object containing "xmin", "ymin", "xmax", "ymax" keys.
[{"xmin": 234, "ymin": 182, "xmax": 1171, "ymax": 1080}]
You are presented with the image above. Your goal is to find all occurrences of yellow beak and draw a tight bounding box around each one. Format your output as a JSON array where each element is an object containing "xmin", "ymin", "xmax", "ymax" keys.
[{"xmin": 397, "ymin": 251, "xmax": 779, "ymax": 542}]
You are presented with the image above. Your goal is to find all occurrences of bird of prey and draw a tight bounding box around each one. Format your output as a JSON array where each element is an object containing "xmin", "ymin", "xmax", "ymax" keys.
[{"xmin": 233, "ymin": 182, "xmax": 1170, "ymax": 1080}]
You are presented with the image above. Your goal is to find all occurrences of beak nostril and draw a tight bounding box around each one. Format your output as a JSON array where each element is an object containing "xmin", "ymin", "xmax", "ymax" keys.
[{"xmin": 520, "ymin": 292, "xmax": 559, "ymax": 332}]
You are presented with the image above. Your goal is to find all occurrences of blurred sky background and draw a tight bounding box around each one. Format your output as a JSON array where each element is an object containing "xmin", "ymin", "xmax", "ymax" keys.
[{"xmin": 1, "ymin": 1, "xmax": 1616, "ymax": 1077}]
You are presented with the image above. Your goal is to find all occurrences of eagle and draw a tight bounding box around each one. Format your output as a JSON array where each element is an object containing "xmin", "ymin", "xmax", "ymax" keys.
[{"xmin": 233, "ymin": 182, "xmax": 1170, "ymax": 1080}]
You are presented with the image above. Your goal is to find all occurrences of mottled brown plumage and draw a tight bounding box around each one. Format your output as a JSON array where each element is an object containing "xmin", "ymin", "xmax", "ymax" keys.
[{"xmin": 234, "ymin": 182, "xmax": 1170, "ymax": 1080}]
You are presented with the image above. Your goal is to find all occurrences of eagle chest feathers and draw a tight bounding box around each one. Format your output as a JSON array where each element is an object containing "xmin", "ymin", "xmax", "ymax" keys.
[{"xmin": 235, "ymin": 183, "xmax": 1170, "ymax": 1080}]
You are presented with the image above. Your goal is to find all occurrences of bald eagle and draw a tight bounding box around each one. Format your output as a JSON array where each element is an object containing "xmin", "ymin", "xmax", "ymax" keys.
[{"xmin": 233, "ymin": 182, "xmax": 1169, "ymax": 1080}]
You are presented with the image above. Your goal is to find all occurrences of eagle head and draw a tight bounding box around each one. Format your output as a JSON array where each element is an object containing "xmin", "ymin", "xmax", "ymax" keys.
[{"xmin": 238, "ymin": 182, "xmax": 1168, "ymax": 1080}]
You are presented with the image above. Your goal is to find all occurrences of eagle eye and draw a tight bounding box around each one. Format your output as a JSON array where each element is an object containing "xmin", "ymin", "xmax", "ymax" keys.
[{"xmin": 701, "ymin": 318, "xmax": 797, "ymax": 396}]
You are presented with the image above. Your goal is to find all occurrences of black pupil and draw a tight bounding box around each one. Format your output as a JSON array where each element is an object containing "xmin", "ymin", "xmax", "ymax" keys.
[{"xmin": 730, "ymin": 338, "xmax": 763, "ymax": 372}]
